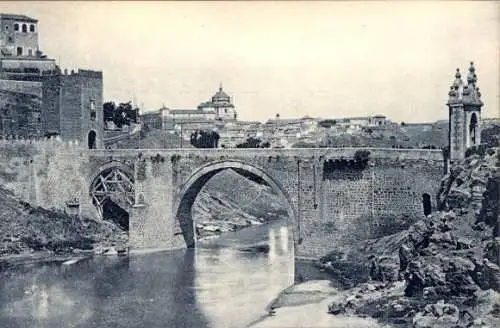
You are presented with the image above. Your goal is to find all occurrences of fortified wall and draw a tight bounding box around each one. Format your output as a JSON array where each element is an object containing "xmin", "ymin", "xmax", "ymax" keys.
[{"xmin": 0, "ymin": 139, "xmax": 445, "ymax": 264}]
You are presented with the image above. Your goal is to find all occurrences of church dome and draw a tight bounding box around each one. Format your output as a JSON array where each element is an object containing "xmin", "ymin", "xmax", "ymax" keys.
[{"xmin": 211, "ymin": 83, "xmax": 231, "ymax": 103}]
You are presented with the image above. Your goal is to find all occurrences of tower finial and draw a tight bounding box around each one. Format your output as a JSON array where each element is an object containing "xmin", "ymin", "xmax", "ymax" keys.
[{"xmin": 219, "ymin": 82, "xmax": 223, "ymax": 92}]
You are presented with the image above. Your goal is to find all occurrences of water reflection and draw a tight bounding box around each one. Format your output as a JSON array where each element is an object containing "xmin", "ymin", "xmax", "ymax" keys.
[{"xmin": 0, "ymin": 221, "xmax": 293, "ymax": 328}]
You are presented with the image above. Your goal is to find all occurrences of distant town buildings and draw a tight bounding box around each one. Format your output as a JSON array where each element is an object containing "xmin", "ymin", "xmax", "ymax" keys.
[
  {"xmin": 0, "ymin": 13, "xmax": 103, "ymax": 148},
  {"xmin": 1, "ymin": 12, "xmax": 494, "ymax": 153}
]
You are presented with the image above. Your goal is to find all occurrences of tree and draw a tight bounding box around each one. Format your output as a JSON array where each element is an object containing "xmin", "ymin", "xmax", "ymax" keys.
[
  {"xmin": 103, "ymin": 101, "xmax": 139, "ymax": 128},
  {"xmin": 190, "ymin": 130, "xmax": 220, "ymax": 148},
  {"xmin": 236, "ymin": 137, "xmax": 270, "ymax": 148},
  {"xmin": 103, "ymin": 102, "xmax": 116, "ymax": 122}
]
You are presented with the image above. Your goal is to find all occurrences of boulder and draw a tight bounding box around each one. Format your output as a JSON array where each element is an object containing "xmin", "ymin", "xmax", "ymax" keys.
[
  {"xmin": 412, "ymin": 300, "xmax": 459, "ymax": 328},
  {"xmin": 447, "ymin": 188, "xmax": 471, "ymax": 210},
  {"xmin": 484, "ymin": 238, "xmax": 500, "ymax": 266},
  {"xmin": 369, "ymin": 256, "xmax": 399, "ymax": 282}
]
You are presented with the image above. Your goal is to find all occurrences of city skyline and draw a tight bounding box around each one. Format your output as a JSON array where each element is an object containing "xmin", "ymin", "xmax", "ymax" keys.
[{"xmin": 2, "ymin": 1, "xmax": 499, "ymax": 123}]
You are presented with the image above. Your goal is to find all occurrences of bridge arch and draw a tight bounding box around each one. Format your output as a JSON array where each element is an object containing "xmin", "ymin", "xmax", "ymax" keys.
[
  {"xmin": 88, "ymin": 162, "xmax": 135, "ymax": 230},
  {"xmin": 173, "ymin": 160, "xmax": 298, "ymax": 249}
]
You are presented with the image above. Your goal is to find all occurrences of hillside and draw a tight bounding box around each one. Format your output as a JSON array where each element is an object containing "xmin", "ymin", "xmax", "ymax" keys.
[
  {"xmin": 0, "ymin": 186, "xmax": 127, "ymax": 266},
  {"xmin": 105, "ymin": 128, "xmax": 192, "ymax": 149},
  {"xmin": 300, "ymin": 121, "xmax": 449, "ymax": 149}
]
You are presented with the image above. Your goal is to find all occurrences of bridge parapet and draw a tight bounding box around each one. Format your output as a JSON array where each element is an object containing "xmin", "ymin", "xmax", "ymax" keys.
[{"xmin": 85, "ymin": 147, "xmax": 444, "ymax": 161}]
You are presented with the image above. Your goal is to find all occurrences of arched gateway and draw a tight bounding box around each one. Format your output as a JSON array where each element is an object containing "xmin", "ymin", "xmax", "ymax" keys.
[
  {"xmin": 172, "ymin": 160, "xmax": 298, "ymax": 248},
  {"xmin": 89, "ymin": 163, "xmax": 135, "ymax": 230}
]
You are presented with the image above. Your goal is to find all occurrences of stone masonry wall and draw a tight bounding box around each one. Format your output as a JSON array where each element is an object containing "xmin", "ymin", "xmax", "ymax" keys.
[{"xmin": 299, "ymin": 158, "xmax": 444, "ymax": 258}]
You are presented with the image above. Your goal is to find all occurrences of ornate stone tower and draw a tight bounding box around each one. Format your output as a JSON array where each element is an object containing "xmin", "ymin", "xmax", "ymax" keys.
[{"xmin": 447, "ymin": 62, "xmax": 483, "ymax": 163}]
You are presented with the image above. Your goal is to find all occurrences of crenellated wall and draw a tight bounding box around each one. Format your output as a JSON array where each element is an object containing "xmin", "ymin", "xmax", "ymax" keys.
[{"xmin": 0, "ymin": 143, "xmax": 445, "ymax": 278}]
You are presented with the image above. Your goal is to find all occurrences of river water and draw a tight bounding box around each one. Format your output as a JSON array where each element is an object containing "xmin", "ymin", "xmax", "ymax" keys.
[{"xmin": 0, "ymin": 220, "xmax": 294, "ymax": 328}]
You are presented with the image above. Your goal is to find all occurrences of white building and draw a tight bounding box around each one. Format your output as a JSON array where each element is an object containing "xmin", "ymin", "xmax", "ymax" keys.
[{"xmin": 160, "ymin": 83, "xmax": 237, "ymax": 129}]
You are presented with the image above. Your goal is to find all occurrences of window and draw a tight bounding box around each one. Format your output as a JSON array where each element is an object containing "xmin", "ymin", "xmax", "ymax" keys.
[
  {"xmin": 28, "ymin": 49, "xmax": 33, "ymax": 56},
  {"xmin": 22, "ymin": 24, "xmax": 27, "ymax": 33},
  {"xmin": 14, "ymin": 23, "xmax": 19, "ymax": 31},
  {"xmin": 17, "ymin": 47, "xmax": 22, "ymax": 56},
  {"xmin": 469, "ymin": 113, "xmax": 478, "ymax": 145},
  {"xmin": 422, "ymin": 193, "xmax": 432, "ymax": 216},
  {"xmin": 7, "ymin": 37, "xmax": 13, "ymax": 43},
  {"xmin": 5, "ymin": 26, "xmax": 8, "ymax": 31},
  {"xmin": 88, "ymin": 130, "xmax": 97, "ymax": 149},
  {"xmin": 30, "ymin": 24, "xmax": 35, "ymax": 32},
  {"xmin": 90, "ymin": 99, "xmax": 96, "ymax": 121}
]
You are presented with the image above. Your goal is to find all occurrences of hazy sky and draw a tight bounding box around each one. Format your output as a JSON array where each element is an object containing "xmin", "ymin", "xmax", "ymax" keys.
[{"xmin": 3, "ymin": 1, "xmax": 499, "ymax": 122}]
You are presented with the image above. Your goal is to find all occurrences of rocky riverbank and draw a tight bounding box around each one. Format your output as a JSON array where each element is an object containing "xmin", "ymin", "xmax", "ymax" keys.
[{"xmin": 311, "ymin": 148, "xmax": 500, "ymax": 327}]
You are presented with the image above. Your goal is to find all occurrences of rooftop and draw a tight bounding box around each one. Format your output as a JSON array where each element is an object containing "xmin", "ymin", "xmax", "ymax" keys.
[
  {"xmin": 170, "ymin": 109, "xmax": 215, "ymax": 114},
  {"xmin": 0, "ymin": 13, "xmax": 38, "ymax": 23}
]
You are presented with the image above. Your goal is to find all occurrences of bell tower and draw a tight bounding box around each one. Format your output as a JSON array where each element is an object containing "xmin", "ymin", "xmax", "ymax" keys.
[{"xmin": 446, "ymin": 62, "xmax": 483, "ymax": 163}]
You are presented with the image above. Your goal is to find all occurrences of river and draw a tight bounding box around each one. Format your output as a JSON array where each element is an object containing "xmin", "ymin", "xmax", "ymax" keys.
[{"xmin": 0, "ymin": 220, "xmax": 294, "ymax": 328}]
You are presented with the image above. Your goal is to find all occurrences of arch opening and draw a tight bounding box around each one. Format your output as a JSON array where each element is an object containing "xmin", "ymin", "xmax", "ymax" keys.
[
  {"xmin": 89, "ymin": 166, "xmax": 135, "ymax": 231},
  {"xmin": 422, "ymin": 193, "xmax": 432, "ymax": 216},
  {"xmin": 88, "ymin": 130, "xmax": 97, "ymax": 149},
  {"xmin": 173, "ymin": 161, "xmax": 297, "ymax": 250},
  {"xmin": 469, "ymin": 112, "xmax": 478, "ymax": 145}
]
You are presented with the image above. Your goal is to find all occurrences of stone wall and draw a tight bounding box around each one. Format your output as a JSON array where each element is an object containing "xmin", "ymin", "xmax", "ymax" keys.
[
  {"xmin": 0, "ymin": 58, "xmax": 56, "ymax": 71},
  {"xmin": 0, "ymin": 79, "xmax": 42, "ymax": 96},
  {"xmin": 301, "ymin": 158, "xmax": 443, "ymax": 258},
  {"xmin": 0, "ymin": 89, "xmax": 42, "ymax": 137},
  {"xmin": 40, "ymin": 75, "xmax": 61, "ymax": 134}
]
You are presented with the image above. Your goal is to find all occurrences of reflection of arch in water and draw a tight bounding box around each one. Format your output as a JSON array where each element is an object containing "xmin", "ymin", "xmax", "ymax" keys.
[
  {"xmin": 89, "ymin": 165, "xmax": 134, "ymax": 230},
  {"xmin": 422, "ymin": 193, "xmax": 432, "ymax": 216},
  {"xmin": 469, "ymin": 112, "xmax": 478, "ymax": 145},
  {"xmin": 173, "ymin": 160, "xmax": 298, "ymax": 249}
]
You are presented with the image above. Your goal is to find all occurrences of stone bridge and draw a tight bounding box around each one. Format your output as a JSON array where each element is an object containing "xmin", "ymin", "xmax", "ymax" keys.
[{"xmin": 0, "ymin": 143, "xmax": 445, "ymax": 276}]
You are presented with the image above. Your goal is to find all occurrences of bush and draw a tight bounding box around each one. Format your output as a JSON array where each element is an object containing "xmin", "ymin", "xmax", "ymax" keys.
[
  {"xmin": 323, "ymin": 150, "xmax": 371, "ymax": 174},
  {"xmin": 190, "ymin": 130, "xmax": 220, "ymax": 148},
  {"xmin": 236, "ymin": 137, "xmax": 270, "ymax": 148}
]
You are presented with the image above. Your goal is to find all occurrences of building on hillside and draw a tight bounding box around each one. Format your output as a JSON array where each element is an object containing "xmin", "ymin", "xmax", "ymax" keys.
[
  {"xmin": 263, "ymin": 116, "xmax": 317, "ymax": 139},
  {"xmin": 336, "ymin": 115, "xmax": 390, "ymax": 127},
  {"xmin": 139, "ymin": 109, "xmax": 162, "ymax": 130},
  {"xmin": 197, "ymin": 83, "xmax": 237, "ymax": 121},
  {"xmin": 447, "ymin": 62, "xmax": 483, "ymax": 162},
  {"xmin": 0, "ymin": 13, "xmax": 103, "ymax": 148},
  {"xmin": 159, "ymin": 83, "xmax": 237, "ymax": 130},
  {"xmin": 218, "ymin": 120, "xmax": 262, "ymax": 148}
]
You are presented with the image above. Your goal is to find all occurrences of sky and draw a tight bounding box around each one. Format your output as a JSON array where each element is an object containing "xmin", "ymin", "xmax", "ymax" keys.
[{"xmin": 2, "ymin": 1, "xmax": 499, "ymax": 123}]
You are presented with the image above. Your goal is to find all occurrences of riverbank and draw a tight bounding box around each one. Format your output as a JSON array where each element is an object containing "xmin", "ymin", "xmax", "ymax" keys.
[{"xmin": 249, "ymin": 280, "xmax": 387, "ymax": 328}]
